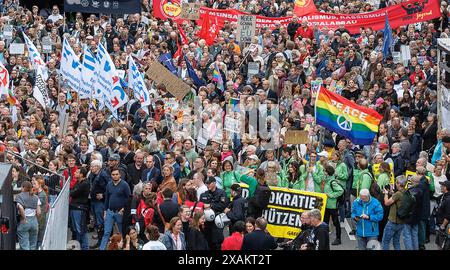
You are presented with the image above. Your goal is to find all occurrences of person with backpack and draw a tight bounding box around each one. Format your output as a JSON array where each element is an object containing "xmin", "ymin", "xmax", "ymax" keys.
[
  {"xmin": 330, "ymin": 151, "xmax": 348, "ymax": 223},
  {"xmin": 381, "ymin": 176, "xmax": 407, "ymax": 250},
  {"xmin": 351, "ymin": 188, "xmax": 384, "ymax": 250},
  {"xmin": 322, "ymin": 165, "xmax": 344, "ymax": 246},
  {"xmin": 224, "ymin": 184, "xmax": 247, "ymax": 228},
  {"xmin": 402, "ymin": 175, "xmax": 423, "ymax": 250},
  {"xmin": 338, "ymin": 139, "xmax": 355, "ymax": 220},
  {"xmin": 246, "ymin": 169, "xmax": 271, "ymax": 218}
]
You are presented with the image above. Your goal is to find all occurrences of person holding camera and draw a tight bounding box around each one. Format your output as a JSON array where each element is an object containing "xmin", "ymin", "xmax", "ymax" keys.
[
  {"xmin": 282, "ymin": 211, "xmax": 314, "ymax": 250},
  {"xmin": 224, "ymin": 184, "xmax": 247, "ymax": 229},
  {"xmin": 351, "ymin": 188, "xmax": 384, "ymax": 250}
]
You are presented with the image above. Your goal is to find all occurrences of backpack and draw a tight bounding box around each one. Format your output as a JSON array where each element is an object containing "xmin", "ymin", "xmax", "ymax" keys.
[
  {"xmin": 397, "ymin": 189, "xmax": 417, "ymax": 220},
  {"xmin": 330, "ymin": 180, "xmax": 345, "ymax": 205},
  {"xmin": 142, "ymin": 207, "xmax": 155, "ymax": 227},
  {"xmin": 362, "ymin": 172, "xmax": 383, "ymax": 203},
  {"xmin": 253, "ymin": 184, "xmax": 271, "ymax": 209}
]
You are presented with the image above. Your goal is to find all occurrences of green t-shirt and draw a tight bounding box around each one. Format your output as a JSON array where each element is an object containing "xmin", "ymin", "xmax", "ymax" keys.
[{"xmin": 388, "ymin": 191, "xmax": 404, "ymax": 224}]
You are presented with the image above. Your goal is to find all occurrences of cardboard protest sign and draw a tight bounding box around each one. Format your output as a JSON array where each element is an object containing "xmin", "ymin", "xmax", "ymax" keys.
[
  {"xmin": 146, "ymin": 61, "xmax": 191, "ymax": 100},
  {"xmin": 283, "ymin": 80, "xmax": 293, "ymax": 99},
  {"xmin": 181, "ymin": 3, "xmax": 201, "ymax": 20},
  {"xmin": 236, "ymin": 14, "xmax": 256, "ymax": 46},
  {"xmin": 285, "ymin": 130, "xmax": 309, "ymax": 145}
]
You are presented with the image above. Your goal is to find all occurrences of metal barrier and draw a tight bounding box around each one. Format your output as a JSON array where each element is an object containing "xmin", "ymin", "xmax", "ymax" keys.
[{"xmin": 40, "ymin": 178, "xmax": 70, "ymax": 250}]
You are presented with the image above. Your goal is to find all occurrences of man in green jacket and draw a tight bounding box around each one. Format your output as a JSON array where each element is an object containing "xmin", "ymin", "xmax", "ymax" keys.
[
  {"xmin": 355, "ymin": 159, "xmax": 373, "ymax": 197},
  {"xmin": 299, "ymin": 152, "xmax": 324, "ymax": 193},
  {"xmin": 280, "ymin": 146, "xmax": 295, "ymax": 182},
  {"xmin": 322, "ymin": 165, "xmax": 344, "ymax": 245}
]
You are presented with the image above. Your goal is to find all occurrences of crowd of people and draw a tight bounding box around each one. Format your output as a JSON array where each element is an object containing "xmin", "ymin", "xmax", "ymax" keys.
[{"xmin": 2, "ymin": 0, "xmax": 450, "ymax": 251}]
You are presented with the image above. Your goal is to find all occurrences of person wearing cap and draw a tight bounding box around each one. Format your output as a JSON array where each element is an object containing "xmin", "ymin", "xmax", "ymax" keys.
[
  {"xmin": 318, "ymin": 150, "xmax": 329, "ymax": 168},
  {"xmin": 436, "ymin": 180, "xmax": 450, "ymax": 249},
  {"xmin": 200, "ymin": 176, "xmax": 228, "ymax": 250},
  {"xmin": 224, "ymin": 184, "xmax": 247, "ymax": 227},
  {"xmin": 107, "ymin": 153, "xmax": 128, "ymax": 183},
  {"xmin": 299, "ymin": 151, "xmax": 324, "ymax": 193}
]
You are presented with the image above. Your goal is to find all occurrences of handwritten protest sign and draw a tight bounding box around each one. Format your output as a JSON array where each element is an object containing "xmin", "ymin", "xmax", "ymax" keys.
[{"xmin": 146, "ymin": 61, "xmax": 191, "ymax": 100}]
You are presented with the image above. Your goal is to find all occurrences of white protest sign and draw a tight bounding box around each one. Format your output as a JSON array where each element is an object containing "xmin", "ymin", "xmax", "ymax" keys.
[
  {"xmin": 9, "ymin": 43, "xmax": 25, "ymax": 55},
  {"xmin": 3, "ymin": 25, "xmax": 13, "ymax": 40},
  {"xmin": 237, "ymin": 15, "xmax": 256, "ymax": 46},
  {"xmin": 42, "ymin": 36, "xmax": 52, "ymax": 53},
  {"xmin": 224, "ymin": 116, "xmax": 240, "ymax": 133},
  {"xmin": 247, "ymin": 62, "xmax": 259, "ymax": 76}
]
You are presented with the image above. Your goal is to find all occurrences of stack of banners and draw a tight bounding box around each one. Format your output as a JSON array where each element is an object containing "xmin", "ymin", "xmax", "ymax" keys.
[
  {"xmin": 60, "ymin": 37, "xmax": 82, "ymax": 94},
  {"xmin": 315, "ymin": 87, "xmax": 383, "ymax": 145},
  {"xmin": 237, "ymin": 183, "xmax": 327, "ymax": 239},
  {"xmin": 153, "ymin": 0, "xmax": 441, "ymax": 34}
]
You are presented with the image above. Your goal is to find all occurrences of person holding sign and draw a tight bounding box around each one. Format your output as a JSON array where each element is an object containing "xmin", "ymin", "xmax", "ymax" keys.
[
  {"xmin": 299, "ymin": 151, "xmax": 324, "ymax": 193},
  {"xmin": 322, "ymin": 165, "xmax": 344, "ymax": 246}
]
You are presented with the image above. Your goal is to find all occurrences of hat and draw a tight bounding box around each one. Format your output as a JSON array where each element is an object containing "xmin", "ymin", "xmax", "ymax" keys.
[
  {"xmin": 378, "ymin": 143, "xmax": 389, "ymax": 150},
  {"xmin": 108, "ymin": 154, "xmax": 120, "ymax": 161},
  {"xmin": 355, "ymin": 150, "xmax": 365, "ymax": 157},
  {"xmin": 318, "ymin": 151, "xmax": 328, "ymax": 158},
  {"xmin": 204, "ymin": 176, "xmax": 217, "ymax": 185},
  {"xmin": 248, "ymin": 154, "xmax": 259, "ymax": 160},
  {"xmin": 439, "ymin": 181, "xmax": 450, "ymax": 189},
  {"xmin": 276, "ymin": 52, "xmax": 284, "ymax": 58},
  {"xmin": 46, "ymin": 19, "xmax": 53, "ymax": 24},
  {"xmin": 442, "ymin": 136, "xmax": 450, "ymax": 143},
  {"xmin": 229, "ymin": 34, "xmax": 235, "ymax": 39}
]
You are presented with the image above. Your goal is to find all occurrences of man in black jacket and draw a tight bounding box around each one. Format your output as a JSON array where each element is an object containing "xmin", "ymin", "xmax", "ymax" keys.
[
  {"xmin": 70, "ymin": 167, "xmax": 90, "ymax": 250},
  {"xmin": 287, "ymin": 16, "xmax": 300, "ymax": 41},
  {"xmin": 89, "ymin": 160, "xmax": 111, "ymax": 248},
  {"xmin": 417, "ymin": 166, "xmax": 431, "ymax": 250},
  {"xmin": 200, "ymin": 177, "xmax": 228, "ymax": 250},
  {"xmin": 305, "ymin": 209, "xmax": 330, "ymax": 250},
  {"xmin": 241, "ymin": 217, "xmax": 277, "ymax": 250},
  {"xmin": 159, "ymin": 188, "xmax": 179, "ymax": 231},
  {"xmin": 224, "ymin": 184, "xmax": 247, "ymax": 228},
  {"xmin": 437, "ymin": 181, "xmax": 450, "ymax": 250}
]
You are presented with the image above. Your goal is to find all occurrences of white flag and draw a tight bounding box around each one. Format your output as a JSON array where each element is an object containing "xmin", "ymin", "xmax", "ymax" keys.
[
  {"xmin": 80, "ymin": 45, "xmax": 97, "ymax": 99},
  {"xmin": 60, "ymin": 37, "xmax": 82, "ymax": 93},
  {"xmin": 33, "ymin": 66, "xmax": 50, "ymax": 108},
  {"xmin": 95, "ymin": 43, "xmax": 128, "ymax": 113},
  {"xmin": 0, "ymin": 61, "xmax": 9, "ymax": 96},
  {"xmin": 23, "ymin": 33, "xmax": 48, "ymax": 80},
  {"xmin": 128, "ymin": 57, "xmax": 151, "ymax": 107}
]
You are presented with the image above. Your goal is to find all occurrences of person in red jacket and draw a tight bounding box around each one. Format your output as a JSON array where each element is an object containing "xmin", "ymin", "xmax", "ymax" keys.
[
  {"xmin": 221, "ymin": 221, "xmax": 245, "ymax": 250},
  {"xmin": 62, "ymin": 153, "xmax": 79, "ymax": 189},
  {"xmin": 294, "ymin": 19, "xmax": 314, "ymax": 41}
]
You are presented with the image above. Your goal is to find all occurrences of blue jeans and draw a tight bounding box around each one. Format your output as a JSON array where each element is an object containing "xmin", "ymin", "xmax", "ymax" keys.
[
  {"xmin": 91, "ymin": 200, "xmax": 105, "ymax": 229},
  {"xmin": 48, "ymin": 195, "xmax": 57, "ymax": 206},
  {"xmin": 99, "ymin": 209, "xmax": 124, "ymax": 250},
  {"xmin": 17, "ymin": 216, "xmax": 39, "ymax": 250},
  {"xmin": 70, "ymin": 209, "xmax": 89, "ymax": 250},
  {"xmin": 356, "ymin": 236, "xmax": 378, "ymax": 250},
  {"xmin": 403, "ymin": 224, "xmax": 419, "ymax": 250},
  {"xmin": 381, "ymin": 221, "xmax": 404, "ymax": 250}
]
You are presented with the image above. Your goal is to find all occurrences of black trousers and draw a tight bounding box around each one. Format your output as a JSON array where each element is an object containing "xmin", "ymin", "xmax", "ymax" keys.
[{"xmin": 324, "ymin": 208, "xmax": 341, "ymax": 240}]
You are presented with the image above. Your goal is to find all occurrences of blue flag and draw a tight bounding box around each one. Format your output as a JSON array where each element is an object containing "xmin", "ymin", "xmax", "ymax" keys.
[
  {"xmin": 158, "ymin": 53, "xmax": 177, "ymax": 75},
  {"xmin": 382, "ymin": 13, "xmax": 393, "ymax": 59},
  {"xmin": 184, "ymin": 56, "xmax": 205, "ymax": 87}
]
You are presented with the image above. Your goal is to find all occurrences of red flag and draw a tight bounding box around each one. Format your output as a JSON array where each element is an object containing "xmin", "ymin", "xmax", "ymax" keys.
[
  {"xmin": 173, "ymin": 38, "xmax": 182, "ymax": 60},
  {"xmin": 198, "ymin": 12, "xmax": 219, "ymax": 46},
  {"xmin": 293, "ymin": 0, "xmax": 318, "ymax": 16},
  {"xmin": 179, "ymin": 26, "xmax": 188, "ymax": 45}
]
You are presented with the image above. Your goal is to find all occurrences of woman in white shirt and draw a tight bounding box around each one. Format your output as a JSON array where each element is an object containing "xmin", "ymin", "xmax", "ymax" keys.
[{"xmin": 143, "ymin": 225, "xmax": 167, "ymax": 250}]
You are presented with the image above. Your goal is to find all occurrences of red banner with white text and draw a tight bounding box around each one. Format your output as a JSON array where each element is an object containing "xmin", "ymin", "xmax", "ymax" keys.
[{"xmin": 153, "ymin": 0, "xmax": 442, "ymax": 34}]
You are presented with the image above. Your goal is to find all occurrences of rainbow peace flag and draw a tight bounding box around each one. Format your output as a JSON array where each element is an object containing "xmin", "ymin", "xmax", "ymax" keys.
[{"xmin": 315, "ymin": 87, "xmax": 383, "ymax": 145}]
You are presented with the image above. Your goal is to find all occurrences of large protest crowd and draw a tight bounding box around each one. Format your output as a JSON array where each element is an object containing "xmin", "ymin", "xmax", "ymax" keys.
[{"xmin": 1, "ymin": 0, "xmax": 450, "ymax": 251}]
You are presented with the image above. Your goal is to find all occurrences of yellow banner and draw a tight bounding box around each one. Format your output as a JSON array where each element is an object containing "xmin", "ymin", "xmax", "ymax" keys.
[{"xmin": 262, "ymin": 187, "xmax": 327, "ymax": 239}]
